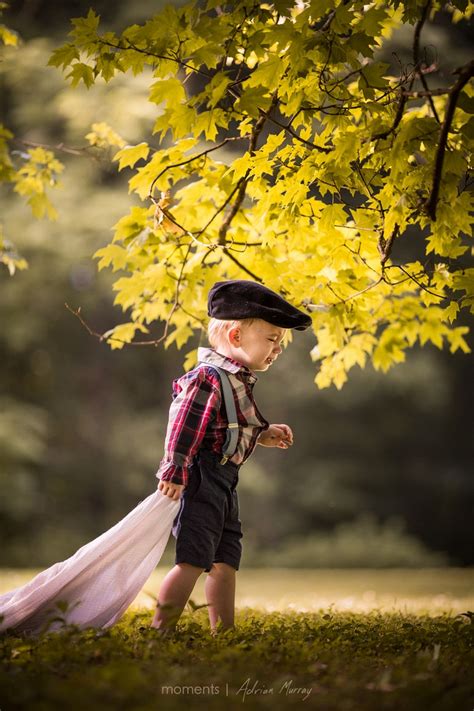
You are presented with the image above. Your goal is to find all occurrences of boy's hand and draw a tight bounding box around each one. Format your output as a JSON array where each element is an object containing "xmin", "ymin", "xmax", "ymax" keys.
[
  {"xmin": 258, "ymin": 424, "xmax": 293, "ymax": 449},
  {"xmin": 158, "ymin": 480, "xmax": 185, "ymax": 500}
]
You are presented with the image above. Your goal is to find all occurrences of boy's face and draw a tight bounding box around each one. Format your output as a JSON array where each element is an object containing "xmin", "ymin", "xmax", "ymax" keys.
[{"xmin": 226, "ymin": 319, "xmax": 286, "ymax": 372}]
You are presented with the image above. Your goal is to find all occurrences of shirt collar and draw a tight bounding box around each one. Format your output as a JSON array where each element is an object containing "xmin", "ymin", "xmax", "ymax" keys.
[{"xmin": 197, "ymin": 347, "xmax": 258, "ymax": 384}]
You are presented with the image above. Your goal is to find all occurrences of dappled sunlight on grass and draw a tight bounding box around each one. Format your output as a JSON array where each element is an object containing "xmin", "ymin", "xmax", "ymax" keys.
[
  {"xmin": 0, "ymin": 566, "xmax": 474, "ymax": 615},
  {"xmin": 3, "ymin": 567, "xmax": 473, "ymax": 618},
  {"xmin": 1, "ymin": 602, "xmax": 473, "ymax": 710},
  {"xmin": 133, "ymin": 568, "xmax": 474, "ymax": 616},
  {"xmin": 1, "ymin": 568, "xmax": 473, "ymax": 710}
]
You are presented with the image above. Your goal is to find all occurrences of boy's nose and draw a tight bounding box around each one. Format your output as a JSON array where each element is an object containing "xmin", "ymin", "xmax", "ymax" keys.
[{"xmin": 273, "ymin": 344, "xmax": 282, "ymax": 355}]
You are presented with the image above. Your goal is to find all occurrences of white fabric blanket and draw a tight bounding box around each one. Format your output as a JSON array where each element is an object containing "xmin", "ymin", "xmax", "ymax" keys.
[{"xmin": 0, "ymin": 489, "xmax": 180, "ymax": 636}]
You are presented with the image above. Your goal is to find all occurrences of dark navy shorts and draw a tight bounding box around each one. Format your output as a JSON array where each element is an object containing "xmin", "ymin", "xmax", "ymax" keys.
[{"xmin": 171, "ymin": 448, "xmax": 243, "ymax": 572}]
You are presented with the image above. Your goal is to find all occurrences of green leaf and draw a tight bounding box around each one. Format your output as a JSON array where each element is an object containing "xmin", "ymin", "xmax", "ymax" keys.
[
  {"xmin": 93, "ymin": 244, "xmax": 129, "ymax": 271},
  {"xmin": 419, "ymin": 321, "xmax": 445, "ymax": 349},
  {"xmin": 183, "ymin": 348, "xmax": 198, "ymax": 371},
  {"xmin": 113, "ymin": 143, "xmax": 150, "ymax": 170},
  {"xmin": 164, "ymin": 325, "xmax": 194, "ymax": 350},
  {"xmin": 446, "ymin": 326, "xmax": 471, "ymax": 354},
  {"xmin": 66, "ymin": 62, "xmax": 95, "ymax": 88},
  {"xmin": 0, "ymin": 24, "xmax": 19, "ymax": 46},
  {"xmin": 235, "ymin": 87, "xmax": 272, "ymax": 118},
  {"xmin": 360, "ymin": 62, "xmax": 391, "ymax": 89},
  {"xmin": 246, "ymin": 55, "xmax": 285, "ymax": 90},
  {"xmin": 105, "ymin": 322, "xmax": 149, "ymax": 350},
  {"xmin": 149, "ymin": 77, "xmax": 186, "ymax": 107},
  {"xmin": 457, "ymin": 91, "xmax": 474, "ymax": 114},
  {"xmin": 49, "ymin": 0, "xmax": 473, "ymax": 390},
  {"xmin": 48, "ymin": 44, "xmax": 80, "ymax": 69},
  {"xmin": 70, "ymin": 8, "xmax": 100, "ymax": 37},
  {"xmin": 153, "ymin": 104, "xmax": 196, "ymax": 140}
]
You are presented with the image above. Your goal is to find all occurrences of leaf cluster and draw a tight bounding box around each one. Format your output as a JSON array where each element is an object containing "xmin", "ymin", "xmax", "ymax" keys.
[
  {"xmin": 7, "ymin": 1, "xmax": 474, "ymax": 387},
  {"xmin": 0, "ymin": 6, "xmax": 64, "ymax": 275}
]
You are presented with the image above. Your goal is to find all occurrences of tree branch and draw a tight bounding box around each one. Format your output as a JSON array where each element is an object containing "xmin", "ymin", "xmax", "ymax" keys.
[
  {"xmin": 424, "ymin": 59, "xmax": 474, "ymax": 221},
  {"xmin": 222, "ymin": 248, "xmax": 264, "ymax": 282},
  {"xmin": 64, "ymin": 245, "xmax": 193, "ymax": 348},
  {"xmin": 218, "ymin": 94, "xmax": 278, "ymax": 245},
  {"xmin": 309, "ymin": 0, "xmax": 351, "ymax": 33},
  {"xmin": 369, "ymin": 2, "xmax": 437, "ymax": 142},
  {"xmin": 371, "ymin": 83, "xmax": 411, "ymax": 141},
  {"xmin": 194, "ymin": 181, "xmax": 243, "ymax": 239},
  {"xmin": 257, "ymin": 109, "xmax": 331, "ymax": 153},
  {"xmin": 413, "ymin": 0, "xmax": 431, "ymax": 67},
  {"xmin": 378, "ymin": 224, "xmax": 399, "ymax": 266}
]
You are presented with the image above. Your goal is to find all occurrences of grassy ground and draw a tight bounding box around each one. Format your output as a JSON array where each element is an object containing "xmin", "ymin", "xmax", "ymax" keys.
[
  {"xmin": 1, "ymin": 568, "xmax": 473, "ymax": 710},
  {"xmin": 3, "ymin": 567, "xmax": 474, "ymax": 615}
]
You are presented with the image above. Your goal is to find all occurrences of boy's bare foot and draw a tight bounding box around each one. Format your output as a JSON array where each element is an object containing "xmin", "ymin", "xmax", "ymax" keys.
[{"xmin": 210, "ymin": 624, "xmax": 234, "ymax": 638}]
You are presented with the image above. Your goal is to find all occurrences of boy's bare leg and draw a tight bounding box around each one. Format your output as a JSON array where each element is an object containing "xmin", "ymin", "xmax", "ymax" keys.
[
  {"xmin": 151, "ymin": 562, "xmax": 204, "ymax": 633},
  {"xmin": 205, "ymin": 562, "xmax": 236, "ymax": 632}
]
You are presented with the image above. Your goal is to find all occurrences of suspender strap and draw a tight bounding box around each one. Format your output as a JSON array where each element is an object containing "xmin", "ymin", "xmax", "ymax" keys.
[{"xmin": 198, "ymin": 363, "xmax": 239, "ymax": 464}]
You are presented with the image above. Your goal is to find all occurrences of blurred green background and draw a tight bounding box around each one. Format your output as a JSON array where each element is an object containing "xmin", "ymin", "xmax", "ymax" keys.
[{"xmin": 1, "ymin": 0, "xmax": 473, "ymax": 571}]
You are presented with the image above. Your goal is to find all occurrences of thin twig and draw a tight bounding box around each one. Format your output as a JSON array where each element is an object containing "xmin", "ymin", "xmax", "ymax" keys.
[
  {"xmin": 13, "ymin": 138, "xmax": 92, "ymax": 157},
  {"xmin": 343, "ymin": 243, "xmax": 382, "ymax": 277},
  {"xmin": 402, "ymin": 88, "xmax": 450, "ymax": 97},
  {"xmin": 147, "ymin": 136, "xmax": 248, "ymax": 199},
  {"xmin": 413, "ymin": 0, "xmax": 441, "ymax": 123},
  {"xmin": 64, "ymin": 246, "xmax": 191, "ymax": 347},
  {"xmin": 355, "ymin": 160, "xmax": 386, "ymax": 227},
  {"xmin": 385, "ymin": 265, "xmax": 448, "ymax": 299},
  {"xmin": 98, "ymin": 38, "xmax": 212, "ymax": 79},
  {"xmin": 258, "ymin": 109, "xmax": 331, "ymax": 153},
  {"xmin": 337, "ymin": 277, "xmax": 384, "ymax": 304},
  {"xmin": 65, "ymin": 303, "xmax": 173, "ymax": 346},
  {"xmin": 222, "ymin": 248, "xmax": 264, "ymax": 282}
]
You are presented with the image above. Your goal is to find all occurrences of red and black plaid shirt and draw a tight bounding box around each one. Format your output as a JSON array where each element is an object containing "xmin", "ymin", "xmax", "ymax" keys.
[{"xmin": 156, "ymin": 347, "xmax": 270, "ymax": 487}]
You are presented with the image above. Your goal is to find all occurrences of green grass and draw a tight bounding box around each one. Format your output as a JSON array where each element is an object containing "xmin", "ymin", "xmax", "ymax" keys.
[
  {"xmin": 1, "ymin": 569, "xmax": 473, "ymax": 710},
  {"xmin": 3, "ymin": 567, "xmax": 474, "ymax": 615}
]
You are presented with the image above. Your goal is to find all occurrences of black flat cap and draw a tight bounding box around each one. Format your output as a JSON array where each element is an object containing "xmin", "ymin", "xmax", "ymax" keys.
[{"xmin": 208, "ymin": 279, "xmax": 312, "ymax": 331}]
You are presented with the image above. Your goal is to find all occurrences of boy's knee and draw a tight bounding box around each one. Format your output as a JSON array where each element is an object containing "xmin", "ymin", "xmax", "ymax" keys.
[
  {"xmin": 178, "ymin": 562, "xmax": 206, "ymax": 574},
  {"xmin": 209, "ymin": 562, "xmax": 236, "ymax": 575}
]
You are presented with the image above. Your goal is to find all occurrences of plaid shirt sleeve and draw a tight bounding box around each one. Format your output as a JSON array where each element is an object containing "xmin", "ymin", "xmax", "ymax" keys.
[{"xmin": 156, "ymin": 368, "xmax": 222, "ymax": 487}]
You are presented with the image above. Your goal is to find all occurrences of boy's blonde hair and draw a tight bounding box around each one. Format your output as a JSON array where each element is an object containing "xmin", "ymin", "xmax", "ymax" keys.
[{"xmin": 207, "ymin": 317, "xmax": 256, "ymax": 349}]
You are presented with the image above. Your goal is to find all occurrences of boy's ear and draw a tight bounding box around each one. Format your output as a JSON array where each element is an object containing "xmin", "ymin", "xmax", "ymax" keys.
[{"xmin": 228, "ymin": 326, "xmax": 241, "ymax": 345}]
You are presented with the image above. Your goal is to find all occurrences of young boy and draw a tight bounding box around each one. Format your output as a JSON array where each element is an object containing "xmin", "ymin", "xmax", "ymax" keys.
[{"xmin": 151, "ymin": 279, "xmax": 311, "ymax": 634}]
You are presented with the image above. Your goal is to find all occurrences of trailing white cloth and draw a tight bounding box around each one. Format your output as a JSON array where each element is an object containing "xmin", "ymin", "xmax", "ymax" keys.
[{"xmin": 0, "ymin": 489, "xmax": 180, "ymax": 636}]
